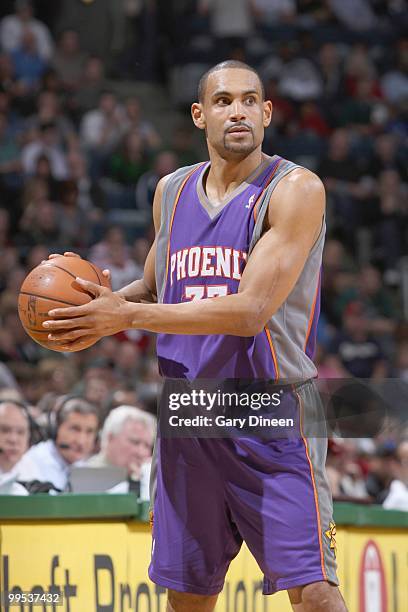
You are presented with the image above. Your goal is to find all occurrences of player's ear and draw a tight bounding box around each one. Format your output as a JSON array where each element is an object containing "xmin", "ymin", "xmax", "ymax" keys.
[
  {"xmin": 263, "ymin": 100, "xmax": 273, "ymax": 128},
  {"xmin": 191, "ymin": 103, "xmax": 206, "ymax": 130}
]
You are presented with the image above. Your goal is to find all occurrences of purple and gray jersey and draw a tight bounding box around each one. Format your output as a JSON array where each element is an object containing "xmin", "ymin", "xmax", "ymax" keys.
[
  {"xmin": 149, "ymin": 155, "xmax": 338, "ymax": 597},
  {"xmin": 155, "ymin": 155, "xmax": 324, "ymax": 381}
]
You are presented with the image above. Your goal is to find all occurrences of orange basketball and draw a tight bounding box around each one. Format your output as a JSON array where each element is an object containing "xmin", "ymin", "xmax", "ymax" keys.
[{"xmin": 18, "ymin": 256, "xmax": 111, "ymax": 352}]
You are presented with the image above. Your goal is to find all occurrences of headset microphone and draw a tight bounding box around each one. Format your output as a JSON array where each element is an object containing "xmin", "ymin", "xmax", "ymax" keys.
[{"xmin": 57, "ymin": 443, "xmax": 71, "ymax": 450}]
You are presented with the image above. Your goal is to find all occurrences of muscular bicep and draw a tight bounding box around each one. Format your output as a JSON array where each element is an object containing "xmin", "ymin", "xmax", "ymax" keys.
[{"xmin": 238, "ymin": 170, "xmax": 325, "ymax": 323}]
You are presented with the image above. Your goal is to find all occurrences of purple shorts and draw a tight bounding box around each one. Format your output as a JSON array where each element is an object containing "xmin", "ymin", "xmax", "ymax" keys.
[{"xmin": 148, "ymin": 381, "xmax": 338, "ymax": 596}]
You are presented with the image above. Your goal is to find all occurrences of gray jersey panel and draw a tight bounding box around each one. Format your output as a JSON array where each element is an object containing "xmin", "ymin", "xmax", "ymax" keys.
[
  {"xmin": 155, "ymin": 163, "xmax": 204, "ymax": 303},
  {"xmin": 250, "ymin": 160, "xmax": 325, "ymax": 380}
]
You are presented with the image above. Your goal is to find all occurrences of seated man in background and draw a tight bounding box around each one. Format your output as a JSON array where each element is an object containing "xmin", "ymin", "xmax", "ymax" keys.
[
  {"xmin": 383, "ymin": 440, "xmax": 408, "ymax": 512},
  {"xmin": 16, "ymin": 396, "xmax": 99, "ymax": 491},
  {"xmin": 0, "ymin": 398, "xmax": 30, "ymax": 494},
  {"xmin": 87, "ymin": 405, "xmax": 155, "ymax": 500}
]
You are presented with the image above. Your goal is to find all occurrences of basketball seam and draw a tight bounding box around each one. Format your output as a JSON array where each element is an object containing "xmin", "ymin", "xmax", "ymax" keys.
[
  {"xmin": 19, "ymin": 291, "xmax": 78, "ymax": 307},
  {"xmin": 43, "ymin": 262, "xmax": 77, "ymax": 280},
  {"xmin": 88, "ymin": 261, "xmax": 103, "ymax": 284}
]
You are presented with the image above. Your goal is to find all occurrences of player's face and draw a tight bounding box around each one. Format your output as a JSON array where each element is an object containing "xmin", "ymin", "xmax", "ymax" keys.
[{"xmin": 192, "ymin": 69, "xmax": 272, "ymax": 160}]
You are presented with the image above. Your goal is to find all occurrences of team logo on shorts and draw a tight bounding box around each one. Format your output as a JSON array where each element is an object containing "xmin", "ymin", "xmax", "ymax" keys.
[{"xmin": 325, "ymin": 521, "xmax": 337, "ymax": 556}]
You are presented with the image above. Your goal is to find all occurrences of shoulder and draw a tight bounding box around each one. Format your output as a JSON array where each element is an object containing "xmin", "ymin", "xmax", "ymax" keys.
[
  {"xmin": 153, "ymin": 162, "xmax": 206, "ymax": 222},
  {"xmin": 24, "ymin": 439, "xmax": 53, "ymax": 460},
  {"xmin": 274, "ymin": 165, "xmax": 325, "ymax": 202},
  {"xmin": 267, "ymin": 166, "xmax": 325, "ymax": 229},
  {"xmin": 0, "ymin": 15, "xmax": 15, "ymax": 27},
  {"xmin": 159, "ymin": 162, "xmax": 206, "ymax": 192}
]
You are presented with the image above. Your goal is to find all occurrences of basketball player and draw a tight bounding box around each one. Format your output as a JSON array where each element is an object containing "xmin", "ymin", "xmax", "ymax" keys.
[{"xmin": 44, "ymin": 61, "xmax": 348, "ymax": 612}]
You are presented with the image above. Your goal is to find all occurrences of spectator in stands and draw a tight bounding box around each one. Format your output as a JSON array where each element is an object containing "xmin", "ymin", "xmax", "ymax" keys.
[
  {"xmin": 317, "ymin": 129, "xmax": 363, "ymax": 231},
  {"xmin": 0, "ymin": 0, "xmax": 53, "ymax": 62},
  {"xmin": 10, "ymin": 27, "xmax": 48, "ymax": 92},
  {"xmin": 344, "ymin": 43, "xmax": 377, "ymax": 91},
  {"xmin": 131, "ymin": 237, "xmax": 151, "ymax": 278},
  {"xmin": 383, "ymin": 440, "xmax": 408, "ymax": 511},
  {"xmin": 66, "ymin": 149, "xmax": 104, "ymax": 216},
  {"xmin": 381, "ymin": 38, "xmax": 408, "ymax": 106},
  {"xmin": 52, "ymin": 29, "xmax": 87, "ymax": 93},
  {"xmin": 340, "ymin": 77, "xmax": 380, "ymax": 133},
  {"xmin": 317, "ymin": 43, "xmax": 344, "ymax": 105},
  {"xmin": 0, "ymin": 296, "xmax": 42, "ymax": 363},
  {"xmin": 0, "ymin": 398, "xmax": 30, "ymax": 494},
  {"xmin": 328, "ymin": 301, "xmax": 388, "ymax": 378},
  {"xmin": 366, "ymin": 442, "xmax": 400, "ymax": 504},
  {"xmin": 0, "ymin": 53, "xmax": 16, "ymax": 98},
  {"xmin": 328, "ymin": 0, "xmax": 377, "ymax": 31},
  {"xmin": 17, "ymin": 197, "xmax": 64, "ymax": 250},
  {"xmin": 57, "ymin": 180, "xmax": 89, "ymax": 248},
  {"xmin": 80, "ymin": 90, "xmax": 124, "ymax": 178},
  {"xmin": 366, "ymin": 134, "xmax": 407, "ymax": 183},
  {"xmin": 16, "ymin": 396, "xmax": 99, "ymax": 491},
  {"xmin": 0, "ymin": 111, "xmax": 21, "ymax": 187},
  {"xmin": 253, "ymin": 0, "xmax": 296, "ymax": 24},
  {"xmin": 198, "ymin": 0, "xmax": 254, "ymax": 59},
  {"xmin": 114, "ymin": 341, "xmax": 143, "ymax": 384},
  {"xmin": 25, "ymin": 90, "xmax": 77, "ymax": 150},
  {"xmin": 81, "ymin": 90, "xmax": 123, "ymax": 153},
  {"xmin": 170, "ymin": 121, "xmax": 200, "ymax": 167},
  {"xmin": 31, "ymin": 154, "xmax": 60, "ymax": 201},
  {"xmin": 83, "ymin": 376, "xmax": 112, "ymax": 418},
  {"xmin": 103, "ymin": 239, "xmax": 143, "ymax": 292},
  {"xmin": 108, "ymin": 129, "xmax": 149, "ymax": 187},
  {"xmin": 89, "ymin": 225, "xmax": 130, "ymax": 271},
  {"xmin": 21, "ymin": 121, "xmax": 68, "ymax": 179},
  {"xmin": 19, "ymin": 175, "xmax": 49, "ymax": 220},
  {"xmin": 55, "ymin": 0, "xmax": 126, "ymax": 61},
  {"xmin": 123, "ymin": 96, "xmax": 161, "ymax": 151},
  {"xmin": 336, "ymin": 265, "xmax": 396, "ymax": 328},
  {"xmin": 279, "ymin": 56, "xmax": 323, "ymax": 102},
  {"xmin": 75, "ymin": 56, "xmax": 108, "ymax": 114},
  {"xmin": 87, "ymin": 405, "xmax": 155, "ymax": 499},
  {"xmin": 136, "ymin": 150, "xmax": 178, "ymax": 210}
]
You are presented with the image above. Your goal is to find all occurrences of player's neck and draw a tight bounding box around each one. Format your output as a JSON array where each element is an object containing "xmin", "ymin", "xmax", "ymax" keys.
[{"xmin": 205, "ymin": 147, "xmax": 265, "ymax": 201}]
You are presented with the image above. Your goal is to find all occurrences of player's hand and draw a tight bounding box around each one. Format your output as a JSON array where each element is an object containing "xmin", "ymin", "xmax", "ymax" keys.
[
  {"xmin": 42, "ymin": 278, "xmax": 132, "ymax": 349},
  {"xmin": 42, "ymin": 252, "xmax": 112, "ymax": 284}
]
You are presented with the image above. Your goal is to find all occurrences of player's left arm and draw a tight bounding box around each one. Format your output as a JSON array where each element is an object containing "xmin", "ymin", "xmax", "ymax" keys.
[{"xmin": 43, "ymin": 169, "xmax": 324, "ymax": 345}]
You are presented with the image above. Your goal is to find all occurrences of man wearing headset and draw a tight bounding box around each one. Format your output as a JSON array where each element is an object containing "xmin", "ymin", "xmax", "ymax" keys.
[{"xmin": 16, "ymin": 396, "xmax": 99, "ymax": 491}]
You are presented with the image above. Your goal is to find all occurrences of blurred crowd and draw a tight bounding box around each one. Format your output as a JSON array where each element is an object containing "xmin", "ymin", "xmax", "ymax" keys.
[{"xmin": 0, "ymin": 0, "xmax": 407, "ymax": 508}]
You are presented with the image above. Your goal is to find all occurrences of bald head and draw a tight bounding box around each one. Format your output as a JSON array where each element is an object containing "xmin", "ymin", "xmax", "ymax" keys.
[{"xmin": 198, "ymin": 60, "xmax": 265, "ymax": 103}]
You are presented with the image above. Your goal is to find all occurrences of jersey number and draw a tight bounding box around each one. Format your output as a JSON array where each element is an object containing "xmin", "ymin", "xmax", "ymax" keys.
[{"xmin": 184, "ymin": 285, "xmax": 228, "ymax": 301}]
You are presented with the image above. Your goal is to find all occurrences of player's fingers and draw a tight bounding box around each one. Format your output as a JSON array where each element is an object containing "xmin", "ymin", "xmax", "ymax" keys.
[
  {"xmin": 74, "ymin": 277, "xmax": 104, "ymax": 297},
  {"xmin": 45, "ymin": 303, "xmax": 91, "ymax": 319},
  {"xmin": 102, "ymin": 268, "xmax": 111, "ymax": 280},
  {"xmin": 43, "ymin": 316, "xmax": 93, "ymax": 330},
  {"xmin": 48, "ymin": 328, "xmax": 90, "ymax": 342},
  {"xmin": 47, "ymin": 252, "xmax": 81, "ymax": 260}
]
